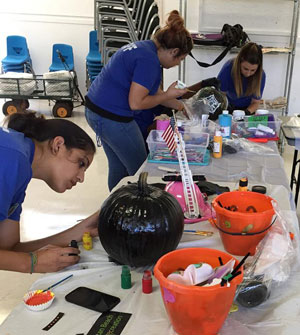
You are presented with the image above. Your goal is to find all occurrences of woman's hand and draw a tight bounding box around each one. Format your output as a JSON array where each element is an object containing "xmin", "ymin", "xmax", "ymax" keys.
[
  {"xmin": 34, "ymin": 244, "xmax": 80, "ymax": 273},
  {"xmin": 76, "ymin": 210, "xmax": 100, "ymax": 238},
  {"xmin": 165, "ymin": 82, "xmax": 188, "ymax": 100}
]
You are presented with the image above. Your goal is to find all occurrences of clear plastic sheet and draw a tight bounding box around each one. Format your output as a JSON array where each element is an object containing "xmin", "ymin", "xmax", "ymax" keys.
[
  {"xmin": 222, "ymin": 138, "xmax": 278, "ymax": 155},
  {"xmin": 234, "ymin": 200, "xmax": 299, "ymax": 309}
]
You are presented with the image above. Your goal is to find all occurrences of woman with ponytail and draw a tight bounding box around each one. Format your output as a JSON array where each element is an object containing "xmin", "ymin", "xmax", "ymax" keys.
[
  {"xmin": 85, "ymin": 10, "xmax": 193, "ymax": 191},
  {"xmin": 217, "ymin": 42, "xmax": 265, "ymax": 114},
  {"xmin": 0, "ymin": 112, "xmax": 99, "ymax": 273}
]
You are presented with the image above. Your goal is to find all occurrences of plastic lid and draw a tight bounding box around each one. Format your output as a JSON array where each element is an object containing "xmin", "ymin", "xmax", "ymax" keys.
[
  {"xmin": 222, "ymin": 110, "xmax": 229, "ymax": 115},
  {"xmin": 233, "ymin": 110, "xmax": 245, "ymax": 116},
  {"xmin": 215, "ymin": 130, "xmax": 221, "ymax": 137}
]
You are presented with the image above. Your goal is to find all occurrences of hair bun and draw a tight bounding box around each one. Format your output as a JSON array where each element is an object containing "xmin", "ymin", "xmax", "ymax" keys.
[{"xmin": 166, "ymin": 10, "xmax": 184, "ymax": 31}]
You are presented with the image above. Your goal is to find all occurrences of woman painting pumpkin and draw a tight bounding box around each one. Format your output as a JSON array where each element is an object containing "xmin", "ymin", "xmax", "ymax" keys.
[{"xmin": 0, "ymin": 112, "xmax": 99, "ymax": 273}]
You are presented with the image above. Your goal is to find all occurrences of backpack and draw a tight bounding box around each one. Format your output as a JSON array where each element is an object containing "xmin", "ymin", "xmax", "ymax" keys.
[{"xmin": 190, "ymin": 24, "xmax": 250, "ymax": 68}]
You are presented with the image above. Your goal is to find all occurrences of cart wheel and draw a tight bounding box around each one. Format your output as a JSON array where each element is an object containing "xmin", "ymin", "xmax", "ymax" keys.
[
  {"xmin": 2, "ymin": 101, "xmax": 19, "ymax": 115},
  {"xmin": 52, "ymin": 102, "xmax": 72, "ymax": 118},
  {"xmin": 66, "ymin": 101, "xmax": 73, "ymax": 109}
]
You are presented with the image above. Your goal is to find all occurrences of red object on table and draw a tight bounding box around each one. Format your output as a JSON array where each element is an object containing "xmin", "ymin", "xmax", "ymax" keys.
[{"xmin": 142, "ymin": 270, "xmax": 153, "ymax": 294}]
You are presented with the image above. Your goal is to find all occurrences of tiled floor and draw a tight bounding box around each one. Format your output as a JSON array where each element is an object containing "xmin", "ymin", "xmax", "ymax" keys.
[{"xmin": 0, "ymin": 100, "xmax": 298, "ymax": 325}]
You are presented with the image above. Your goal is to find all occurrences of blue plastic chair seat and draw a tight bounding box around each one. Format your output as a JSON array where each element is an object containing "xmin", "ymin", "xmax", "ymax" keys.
[
  {"xmin": 1, "ymin": 36, "xmax": 31, "ymax": 68},
  {"xmin": 86, "ymin": 51, "xmax": 101, "ymax": 63},
  {"xmin": 87, "ymin": 62, "xmax": 102, "ymax": 69},
  {"xmin": 2, "ymin": 55, "xmax": 30, "ymax": 65},
  {"xmin": 49, "ymin": 43, "xmax": 74, "ymax": 72}
]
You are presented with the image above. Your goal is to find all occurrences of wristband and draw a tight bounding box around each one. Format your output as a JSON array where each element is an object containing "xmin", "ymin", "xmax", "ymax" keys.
[{"xmin": 29, "ymin": 252, "xmax": 38, "ymax": 274}]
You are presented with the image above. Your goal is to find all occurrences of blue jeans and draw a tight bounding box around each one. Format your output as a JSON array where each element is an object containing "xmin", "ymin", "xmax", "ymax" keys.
[{"xmin": 85, "ymin": 107, "xmax": 147, "ymax": 191}]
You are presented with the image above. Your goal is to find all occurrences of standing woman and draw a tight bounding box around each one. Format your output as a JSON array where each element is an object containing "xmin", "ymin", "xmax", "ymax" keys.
[
  {"xmin": 0, "ymin": 112, "xmax": 99, "ymax": 273},
  {"xmin": 217, "ymin": 42, "xmax": 266, "ymax": 114},
  {"xmin": 85, "ymin": 10, "xmax": 193, "ymax": 191}
]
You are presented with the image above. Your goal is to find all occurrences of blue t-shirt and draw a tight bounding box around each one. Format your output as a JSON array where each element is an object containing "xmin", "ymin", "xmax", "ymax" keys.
[
  {"xmin": 87, "ymin": 40, "xmax": 162, "ymax": 117},
  {"xmin": 0, "ymin": 127, "xmax": 34, "ymax": 222},
  {"xmin": 217, "ymin": 59, "xmax": 266, "ymax": 108}
]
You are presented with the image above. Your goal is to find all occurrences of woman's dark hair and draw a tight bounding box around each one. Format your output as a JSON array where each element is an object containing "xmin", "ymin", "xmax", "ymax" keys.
[
  {"xmin": 232, "ymin": 42, "xmax": 263, "ymax": 97},
  {"xmin": 154, "ymin": 10, "xmax": 193, "ymax": 57},
  {"xmin": 6, "ymin": 112, "xmax": 96, "ymax": 154}
]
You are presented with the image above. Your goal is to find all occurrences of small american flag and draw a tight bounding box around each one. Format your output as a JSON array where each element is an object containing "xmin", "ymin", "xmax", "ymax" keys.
[{"xmin": 162, "ymin": 115, "xmax": 177, "ymax": 154}]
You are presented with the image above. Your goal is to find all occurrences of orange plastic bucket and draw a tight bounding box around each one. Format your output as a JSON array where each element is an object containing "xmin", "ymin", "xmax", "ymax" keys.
[
  {"xmin": 154, "ymin": 248, "xmax": 243, "ymax": 335},
  {"xmin": 212, "ymin": 191, "xmax": 275, "ymax": 256}
]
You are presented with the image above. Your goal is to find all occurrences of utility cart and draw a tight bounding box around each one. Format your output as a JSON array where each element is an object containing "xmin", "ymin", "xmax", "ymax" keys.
[{"xmin": 0, "ymin": 71, "xmax": 84, "ymax": 117}]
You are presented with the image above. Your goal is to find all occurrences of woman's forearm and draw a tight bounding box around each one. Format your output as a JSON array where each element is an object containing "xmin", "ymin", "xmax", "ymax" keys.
[
  {"xmin": 247, "ymin": 100, "xmax": 261, "ymax": 114},
  {"xmin": 0, "ymin": 250, "xmax": 30, "ymax": 272},
  {"xmin": 160, "ymin": 99, "xmax": 184, "ymax": 110},
  {"xmin": 13, "ymin": 210, "xmax": 100, "ymax": 252}
]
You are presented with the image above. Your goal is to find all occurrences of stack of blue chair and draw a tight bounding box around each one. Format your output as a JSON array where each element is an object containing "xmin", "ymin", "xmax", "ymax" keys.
[
  {"xmin": 86, "ymin": 30, "xmax": 102, "ymax": 88},
  {"xmin": 49, "ymin": 43, "xmax": 74, "ymax": 72},
  {"xmin": 1, "ymin": 35, "xmax": 33, "ymax": 73}
]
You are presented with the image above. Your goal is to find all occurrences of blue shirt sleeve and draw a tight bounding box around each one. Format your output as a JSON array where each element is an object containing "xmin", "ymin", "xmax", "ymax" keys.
[
  {"xmin": 132, "ymin": 57, "xmax": 161, "ymax": 94},
  {"xmin": 0, "ymin": 148, "xmax": 29, "ymax": 222}
]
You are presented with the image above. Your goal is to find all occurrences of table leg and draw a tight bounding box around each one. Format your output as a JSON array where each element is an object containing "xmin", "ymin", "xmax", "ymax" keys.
[
  {"xmin": 291, "ymin": 149, "xmax": 298, "ymax": 190},
  {"xmin": 295, "ymin": 158, "xmax": 300, "ymax": 207}
]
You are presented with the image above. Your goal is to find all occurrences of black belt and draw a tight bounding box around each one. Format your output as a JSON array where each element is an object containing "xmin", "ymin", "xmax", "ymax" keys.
[{"xmin": 85, "ymin": 96, "xmax": 133, "ymax": 123}]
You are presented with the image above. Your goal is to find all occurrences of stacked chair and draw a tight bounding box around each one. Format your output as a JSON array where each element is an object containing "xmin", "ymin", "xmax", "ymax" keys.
[
  {"xmin": 95, "ymin": 0, "xmax": 160, "ymax": 65},
  {"xmin": 49, "ymin": 43, "xmax": 74, "ymax": 72},
  {"xmin": 86, "ymin": 30, "xmax": 103, "ymax": 88},
  {"xmin": 1, "ymin": 35, "xmax": 34, "ymax": 73}
]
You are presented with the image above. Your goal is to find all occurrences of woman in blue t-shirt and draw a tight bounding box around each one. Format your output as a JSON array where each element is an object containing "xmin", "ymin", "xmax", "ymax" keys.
[
  {"xmin": 0, "ymin": 112, "xmax": 99, "ymax": 273},
  {"xmin": 217, "ymin": 42, "xmax": 266, "ymax": 114},
  {"xmin": 85, "ymin": 10, "xmax": 193, "ymax": 191}
]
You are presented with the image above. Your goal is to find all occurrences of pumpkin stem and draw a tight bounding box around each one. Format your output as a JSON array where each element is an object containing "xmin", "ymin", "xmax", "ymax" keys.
[{"xmin": 138, "ymin": 172, "xmax": 149, "ymax": 195}]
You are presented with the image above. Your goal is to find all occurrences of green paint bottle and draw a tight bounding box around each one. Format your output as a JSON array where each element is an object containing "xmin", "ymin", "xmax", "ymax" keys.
[{"xmin": 121, "ymin": 265, "xmax": 132, "ymax": 289}]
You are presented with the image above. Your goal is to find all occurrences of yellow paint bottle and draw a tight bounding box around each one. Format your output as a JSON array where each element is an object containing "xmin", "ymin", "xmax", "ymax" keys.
[
  {"xmin": 82, "ymin": 232, "xmax": 93, "ymax": 250},
  {"xmin": 213, "ymin": 130, "xmax": 222, "ymax": 159}
]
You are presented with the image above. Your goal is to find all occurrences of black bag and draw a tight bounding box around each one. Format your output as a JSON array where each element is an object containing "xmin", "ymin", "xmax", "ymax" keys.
[{"xmin": 190, "ymin": 24, "xmax": 250, "ymax": 68}]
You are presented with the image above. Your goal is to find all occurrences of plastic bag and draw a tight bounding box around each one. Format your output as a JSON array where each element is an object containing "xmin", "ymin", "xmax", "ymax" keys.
[
  {"xmin": 252, "ymin": 200, "xmax": 297, "ymax": 282},
  {"xmin": 182, "ymin": 86, "xmax": 228, "ymax": 122},
  {"xmin": 234, "ymin": 137, "xmax": 277, "ymax": 155},
  {"xmin": 235, "ymin": 200, "xmax": 298, "ymax": 307}
]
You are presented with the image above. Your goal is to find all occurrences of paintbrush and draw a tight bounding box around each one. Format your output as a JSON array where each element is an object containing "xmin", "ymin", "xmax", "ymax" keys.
[
  {"xmin": 42, "ymin": 274, "xmax": 73, "ymax": 292},
  {"xmin": 183, "ymin": 230, "xmax": 214, "ymax": 237}
]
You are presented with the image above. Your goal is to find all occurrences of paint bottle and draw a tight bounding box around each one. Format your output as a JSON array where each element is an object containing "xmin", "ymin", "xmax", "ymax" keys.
[
  {"xmin": 121, "ymin": 265, "xmax": 132, "ymax": 289},
  {"xmin": 142, "ymin": 270, "xmax": 153, "ymax": 294},
  {"xmin": 82, "ymin": 232, "xmax": 93, "ymax": 250},
  {"xmin": 219, "ymin": 110, "xmax": 232, "ymax": 138},
  {"xmin": 238, "ymin": 177, "xmax": 248, "ymax": 191},
  {"xmin": 213, "ymin": 130, "xmax": 222, "ymax": 159}
]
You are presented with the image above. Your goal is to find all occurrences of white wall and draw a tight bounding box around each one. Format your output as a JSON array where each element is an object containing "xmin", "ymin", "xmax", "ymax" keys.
[
  {"xmin": 0, "ymin": 0, "xmax": 94, "ymax": 96},
  {"xmin": 0, "ymin": 0, "xmax": 300, "ymax": 113},
  {"xmin": 160, "ymin": 0, "xmax": 300, "ymax": 114}
]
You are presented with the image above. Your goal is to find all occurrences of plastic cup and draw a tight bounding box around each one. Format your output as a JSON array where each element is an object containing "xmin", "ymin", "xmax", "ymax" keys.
[{"xmin": 156, "ymin": 120, "xmax": 170, "ymax": 131}]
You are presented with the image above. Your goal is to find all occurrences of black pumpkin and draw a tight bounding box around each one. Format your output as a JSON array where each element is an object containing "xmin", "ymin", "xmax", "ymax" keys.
[{"xmin": 98, "ymin": 172, "xmax": 184, "ymax": 267}]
